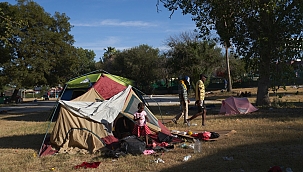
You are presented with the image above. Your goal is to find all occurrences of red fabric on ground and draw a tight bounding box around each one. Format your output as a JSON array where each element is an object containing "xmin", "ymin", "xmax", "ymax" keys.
[
  {"xmin": 191, "ymin": 131, "xmax": 211, "ymax": 141},
  {"xmin": 101, "ymin": 135, "xmax": 120, "ymax": 150},
  {"xmin": 158, "ymin": 120, "xmax": 171, "ymax": 135},
  {"xmin": 74, "ymin": 162, "xmax": 101, "ymax": 169},
  {"xmin": 268, "ymin": 166, "xmax": 282, "ymax": 172},
  {"xmin": 39, "ymin": 137, "xmax": 58, "ymax": 157},
  {"xmin": 102, "ymin": 135, "xmax": 119, "ymax": 144},
  {"xmin": 39, "ymin": 143, "xmax": 58, "ymax": 157}
]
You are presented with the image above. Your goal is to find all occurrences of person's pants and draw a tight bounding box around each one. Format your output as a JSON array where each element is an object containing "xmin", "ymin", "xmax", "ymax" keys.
[{"xmin": 174, "ymin": 100, "xmax": 188, "ymax": 123}]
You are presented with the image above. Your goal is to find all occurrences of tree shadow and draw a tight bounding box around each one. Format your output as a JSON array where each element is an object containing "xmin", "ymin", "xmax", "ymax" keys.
[
  {"xmin": 0, "ymin": 134, "xmax": 45, "ymax": 150},
  {"xmin": 1, "ymin": 111, "xmax": 52, "ymax": 122},
  {"xmin": 220, "ymin": 107, "xmax": 303, "ymax": 119},
  {"xmin": 206, "ymin": 92, "xmax": 256, "ymax": 100},
  {"xmin": 148, "ymin": 104, "xmax": 222, "ymax": 118},
  {"xmin": 160, "ymin": 137, "xmax": 303, "ymax": 172}
]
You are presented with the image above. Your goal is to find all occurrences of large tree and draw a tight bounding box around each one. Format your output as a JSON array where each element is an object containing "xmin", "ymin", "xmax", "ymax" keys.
[
  {"xmin": 1, "ymin": 0, "xmax": 96, "ymax": 90},
  {"xmin": 0, "ymin": 2, "xmax": 22, "ymax": 90},
  {"xmin": 101, "ymin": 46, "xmax": 119, "ymax": 73},
  {"xmin": 215, "ymin": 54, "xmax": 246, "ymax": 84},
  {"xmin": 111, "ymin": 44, "xmax": 162, "ymax": 93},
  {"xmin": 164, "ymin": 31, "xmax": 223, "ymax": 85},
  {"xmin": 159, "ymin": 0, "xmax": 303, "ymax": 106}
]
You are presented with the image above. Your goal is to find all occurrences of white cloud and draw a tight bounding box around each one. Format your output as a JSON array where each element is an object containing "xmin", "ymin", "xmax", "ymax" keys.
[
  {"xmin": 74, "ymin": 36, "xmax": 120, "ymax": 49},
  {"xmin": 73, "ymin": 37, "xmax": 135, "ymax": 58},
  {"xmin": 72, "ymin": 19, "xmax": 157, "ymax": 27},
  {"xmin": 115, "ymin": 46, "xmax": 132, "ymax": 51},
  {"xmin": 157, "ymin": 45, "xmax": 170, "ymax": 52}
]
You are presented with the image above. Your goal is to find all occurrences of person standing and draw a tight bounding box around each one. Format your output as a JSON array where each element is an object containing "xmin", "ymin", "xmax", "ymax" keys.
[
  {"xmin": 224, "ymin": 79, "xmax": 228, "ymax": 91},
  {"xmin": 172, "ymin": 76, "xmax": 190, "ymax": 125},
  {"xmin": 133, "ymin": 102, "xmax": 151, "ymax": 145},
  {"xmin": 188, "ymin": 74, "xmax": 207, "ymax": 126}
]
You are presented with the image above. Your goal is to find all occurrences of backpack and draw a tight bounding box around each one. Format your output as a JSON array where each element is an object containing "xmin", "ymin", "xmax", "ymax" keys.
[{"xmin": 120, "ymin": 136, "xmax": 146, "ymax": 155}]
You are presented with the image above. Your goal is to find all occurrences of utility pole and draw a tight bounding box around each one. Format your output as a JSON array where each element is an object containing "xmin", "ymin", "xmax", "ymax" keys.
[{"xmin": 225, "ymin": 43, "xmax": 232, "ymax": 92}]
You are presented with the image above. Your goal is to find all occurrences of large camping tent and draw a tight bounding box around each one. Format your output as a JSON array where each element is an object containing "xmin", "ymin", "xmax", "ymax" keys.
[
  {"xmin": 50, "ymin": 86, "xmax": 163, "ymax": 154},
  {"xmin": 219, "ymin": 96, "xmax": 258, "ymax": 115},
  {"xmin": 51, "ymin": 72, "xmax": 134, "ymax": 120},
  {"xmin": 41, "ymin": 72, "xmax": 169, "ymax": 156}
]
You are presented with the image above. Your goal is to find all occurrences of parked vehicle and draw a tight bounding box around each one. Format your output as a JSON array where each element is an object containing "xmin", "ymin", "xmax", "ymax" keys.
[
  {"xmin": 0, "ymin": 96, "xmax": 11, "ymax": 104},
  {"xmin": 206, "ymin": 77, "xmax": 227, "ymax": 91}
]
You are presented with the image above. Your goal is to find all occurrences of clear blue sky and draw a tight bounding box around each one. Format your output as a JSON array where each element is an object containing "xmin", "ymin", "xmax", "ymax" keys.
[{"xmin": 6, "ymin": 0, "xmax": 198, "ymax": 61}]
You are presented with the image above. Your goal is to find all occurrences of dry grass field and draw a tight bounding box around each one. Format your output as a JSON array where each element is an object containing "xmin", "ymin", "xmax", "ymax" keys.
[{"xmin": 0, "ymin": 86, "xmax": 302, "ymax": 172}]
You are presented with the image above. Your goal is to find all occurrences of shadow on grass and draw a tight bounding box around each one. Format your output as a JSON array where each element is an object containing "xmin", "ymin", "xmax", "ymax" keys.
[
  {"xmin": 160, "ymin": 137, "xmax": 303, "ymax": 172},
  {"xmin": 149, "ymin": 102, "xmax": 303, "ymax": 117},
  {"xmin": 1, "ymin": 111, "xmax": 51, "ymax": 122},
  {"xmin": 0, "ymin": 133, "xmax": 45, "ymax": 150},
  {"xmin": 148, "ymin": 104, "xmax": 222, "ymax": 118},
  {"xmin": 212, "ymin": 107, "xmax": 303, "ymax": 122}
]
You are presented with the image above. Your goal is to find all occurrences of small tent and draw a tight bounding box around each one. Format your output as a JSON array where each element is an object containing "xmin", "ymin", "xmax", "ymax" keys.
[{"xmin": 219, "ymin": 96, "xmax": 258, "ymax": 115}]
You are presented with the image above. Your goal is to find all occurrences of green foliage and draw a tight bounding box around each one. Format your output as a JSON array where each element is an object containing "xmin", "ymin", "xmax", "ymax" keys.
[
  {"xmin": 103, "ymin": 46, "xmax": 117, "ymax": 61},
  {"xmin": 164, "ymin": 31, "xmax": 224, "ymax": 83},
  {"xmin": 0, "ymin": 1, "xmax": 96, "ymax": 89},
  {"xmin": 101, "ymin": 47, "xmax": 119, "ymax": 73},
  {"xmin": 111, "ymin": 44, "xmax": 162, "ymax": 93},
  {"xmin": 0, "ymin": 2, "xmax": 25, "ymax": 46},
  {"xmin": 270, "ymin": 61, "xmax": 296, "ymax": 92},
  {"xmin": 216, "ymin": 54, "xmax": 246, "ymax": 82},
  {"xmin": 159, "ymin": 0, "xmax": 303, "ymax": 106}
]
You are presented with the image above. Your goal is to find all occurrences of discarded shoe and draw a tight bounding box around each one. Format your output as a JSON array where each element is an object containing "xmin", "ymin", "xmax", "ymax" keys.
[
  {"xmin": 154, "ymin": 158, "xmax": 165, "ymax": 163},
  {"xmin": 172, "ymin": 118, "xmax": 177, "ymax": 124},
  {"xmin": 187, "ymin": 122, "xmax": 191, "ymax": 127},
  {"xmin": 157, "ymin": 158, "xmax": 165, "ymax": 163},
  {"xmin": 184, "ymin": 120, "xmax": 190, "ymax": 127}
]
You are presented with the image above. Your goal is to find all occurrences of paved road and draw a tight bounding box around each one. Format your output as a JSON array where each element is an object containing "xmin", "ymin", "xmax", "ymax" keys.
[
  {"xmin": 143, "ymin": 95, "xmax": 221, "ymax": 106},
  {"xmin": 0, "ymin": 95, "xmax": 221, "ymax": 114},
  {"xmin": 0, "ymin": 100, "xmax": 57, "ymax": 114}
]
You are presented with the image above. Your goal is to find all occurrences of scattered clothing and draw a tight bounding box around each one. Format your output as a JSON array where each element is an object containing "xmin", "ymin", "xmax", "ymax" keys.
[
  {"xmin": 101, "ymin": 135, "xmax": 120, "ymax": 150},
  {"xmin": 191, "ymin": 131, "xmax": 220, "ymax": 141},
  {"xmin": 268, "ymin": 166, "xmax": 282, "ymax": 172},
  {"xmin": 74, "ymin": 162, "xmax": 101, "ymax": 169},
  {"xmin": 143, "ymin": 149, "xmax": 155, "ymax": 155}
]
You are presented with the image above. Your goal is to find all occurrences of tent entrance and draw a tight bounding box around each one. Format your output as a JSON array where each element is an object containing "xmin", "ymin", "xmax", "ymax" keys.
[{"xmin": 113, "ymin": 114, "xmax": 135, "ymax": 139}]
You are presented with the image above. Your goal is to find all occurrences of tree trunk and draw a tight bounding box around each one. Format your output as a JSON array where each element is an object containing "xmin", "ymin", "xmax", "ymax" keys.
[
  {"xmin": 256, "ymin": 76, "xmax": 271, "ymax": 106},
  {"xmin": 256, "ymin": 58, "xmax": 271, "ymax": 106},
  {"xmin": 11, "ymin": 88, "xmax": 20, "ymax": 103}
]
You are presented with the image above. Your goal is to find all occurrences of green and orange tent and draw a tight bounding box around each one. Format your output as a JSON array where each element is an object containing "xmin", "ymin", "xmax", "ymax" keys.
[
  {"xmin": 60, "ymin": 73, "xmax": 133, "ymax": 101},
  {"xmin": 41, "ymin": 72, "xmax": 170, "ymax": 156}
]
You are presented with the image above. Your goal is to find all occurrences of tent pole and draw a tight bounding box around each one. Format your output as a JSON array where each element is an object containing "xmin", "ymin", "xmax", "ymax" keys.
[
  {"xmin": 132, "ymin": 87, "xmax": 164, "ymax": 123},
  {"xmin": 38, "ymin": 106, "xmax": 57, "ymax": 157},
  {"xmin": 38, "ymin": 84, "xmax": 68, "ymax": 157}
]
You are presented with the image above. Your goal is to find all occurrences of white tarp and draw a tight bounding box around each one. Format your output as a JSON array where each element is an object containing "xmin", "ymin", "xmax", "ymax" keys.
[{"xmin": 59, "ymin": 85, "xmax": 131, "ymax": 123}]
